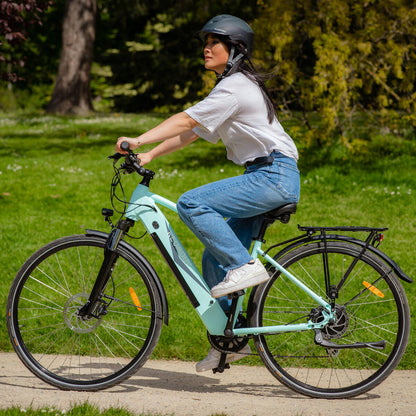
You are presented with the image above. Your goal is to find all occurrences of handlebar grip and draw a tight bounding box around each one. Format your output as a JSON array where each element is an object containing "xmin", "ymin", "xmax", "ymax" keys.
[{"xmin": 121, "ymin": 141, "xmax": 130, "ymax": 152}]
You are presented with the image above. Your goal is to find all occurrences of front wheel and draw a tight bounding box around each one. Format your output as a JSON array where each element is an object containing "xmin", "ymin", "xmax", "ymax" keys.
[
  {"xmin": 250, "ymin": 241, "xmax": 410, "ymax": 398},
  {"xmin": 7, "ymin": 234, "xmax": 163, "ymax": 391}
]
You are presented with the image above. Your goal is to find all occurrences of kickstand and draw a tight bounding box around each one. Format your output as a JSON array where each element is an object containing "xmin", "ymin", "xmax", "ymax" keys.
[{"xmin": 212, "ymin": 352, "xmax": 230, "ymax": 374}]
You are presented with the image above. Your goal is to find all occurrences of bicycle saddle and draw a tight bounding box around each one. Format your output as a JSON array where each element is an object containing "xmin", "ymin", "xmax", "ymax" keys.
[{"xmin": 265, "ymin": 203, "xmax": 297, "ymax": 224}]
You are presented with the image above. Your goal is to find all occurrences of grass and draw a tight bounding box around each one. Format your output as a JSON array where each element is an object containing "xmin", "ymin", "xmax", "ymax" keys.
[
  {"xmin": 0, "ymin": 112, "xmax": 415, "ymax": 369},
  {"xmin": 0, "ymin": 404, "xmax": 236, "ymax": 416},
  {"xmin": 0, "ymin": 404, "xmax": 169, "ymax": 416}
]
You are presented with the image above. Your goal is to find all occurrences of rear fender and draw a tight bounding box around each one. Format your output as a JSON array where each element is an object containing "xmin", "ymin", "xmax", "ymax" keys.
[{"xmin": 267, "ymin": 234, "xmax": 413, "ymax": 284}]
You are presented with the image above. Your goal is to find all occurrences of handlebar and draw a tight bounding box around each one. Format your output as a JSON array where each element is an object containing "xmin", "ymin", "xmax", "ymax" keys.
[{"xmin": 108, "ymin": 141, "xmax": 155, "ymax": 186}]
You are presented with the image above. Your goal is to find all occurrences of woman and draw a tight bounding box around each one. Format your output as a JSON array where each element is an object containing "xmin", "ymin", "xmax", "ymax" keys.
[{"xmin": 116, "ymin": 14, "xmax": 300, "ymax": 372}]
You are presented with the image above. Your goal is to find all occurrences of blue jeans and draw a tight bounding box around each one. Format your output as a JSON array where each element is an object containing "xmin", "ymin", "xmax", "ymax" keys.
[{"xmin": 177, "ymin": 152, "xmax": 300, "ymax": 310}]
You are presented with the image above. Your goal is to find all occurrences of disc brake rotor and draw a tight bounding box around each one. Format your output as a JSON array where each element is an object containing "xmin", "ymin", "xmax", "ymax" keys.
[{"xmin": 63, "ymin": 293, "xmax": 103, "ymax": 334}]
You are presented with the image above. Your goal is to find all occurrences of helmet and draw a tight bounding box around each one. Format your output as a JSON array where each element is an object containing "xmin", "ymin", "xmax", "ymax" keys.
[{"xmin": 198, "ymin": 14, "xmax": 254, "ymax": 58}]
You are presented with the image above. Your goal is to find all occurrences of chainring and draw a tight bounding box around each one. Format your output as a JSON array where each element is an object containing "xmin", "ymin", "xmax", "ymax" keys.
[
  {"xmin": 207, "ymin": 333, "xmax": 249, "ymax": 354},
  {"xmin": 207, "ymin": 314, "xmax": 249, "ymax": 354}
]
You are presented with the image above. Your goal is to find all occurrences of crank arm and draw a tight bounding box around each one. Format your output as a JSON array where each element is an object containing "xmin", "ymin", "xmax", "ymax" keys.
[
  {"xmin": 212, "ymin": 352, "xmax": 230, "ymax": 374},
  {"xmin": 314, "ymin": 330, "xmax": 386, "ymax": 350}
]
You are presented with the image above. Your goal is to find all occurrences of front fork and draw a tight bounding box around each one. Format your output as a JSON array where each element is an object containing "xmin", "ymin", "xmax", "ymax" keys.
[{"xmin": 78, "ymin": 218, "xmax": 134, "ymax": 318}]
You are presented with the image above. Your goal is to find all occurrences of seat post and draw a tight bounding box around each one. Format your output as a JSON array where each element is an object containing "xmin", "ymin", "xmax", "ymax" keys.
[
  {"xmin": 254, "ymin": 217, "xmax": 274, "ymax": 243},
  {"xmin": 253, "ymin": 203, "xmax": 298, "ymax": 243}
]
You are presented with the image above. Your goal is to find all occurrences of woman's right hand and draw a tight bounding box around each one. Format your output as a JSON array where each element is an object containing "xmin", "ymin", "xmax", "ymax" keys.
[{"xmin": 136, "ymin": 151, "xmax": 153, "ymax": 166}]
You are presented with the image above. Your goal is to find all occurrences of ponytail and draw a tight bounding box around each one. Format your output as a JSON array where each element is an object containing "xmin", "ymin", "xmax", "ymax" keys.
[{"xmin": 240, "ymin": 60, "xmax": 277, "ymax": 124}]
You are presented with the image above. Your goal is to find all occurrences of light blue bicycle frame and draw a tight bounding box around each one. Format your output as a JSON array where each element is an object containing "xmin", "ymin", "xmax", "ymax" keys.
[{"xmin": 126, "ymin": 183, "xmax": 334, "ymax": 337}]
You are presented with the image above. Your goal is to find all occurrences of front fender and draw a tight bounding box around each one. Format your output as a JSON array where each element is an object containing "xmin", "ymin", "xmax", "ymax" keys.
[{"xmin": 85, "ymin": 229, "xmax": 169, "ymax": 325}]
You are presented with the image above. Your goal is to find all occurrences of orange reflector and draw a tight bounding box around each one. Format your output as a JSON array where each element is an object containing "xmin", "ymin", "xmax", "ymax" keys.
[
  {"xmin": 363, "ymin": 281, "xmax": 385, "ymax": 298},
  {"xmin": 129, "ymin": 287, "xmax": 142, "ymax": 311}
]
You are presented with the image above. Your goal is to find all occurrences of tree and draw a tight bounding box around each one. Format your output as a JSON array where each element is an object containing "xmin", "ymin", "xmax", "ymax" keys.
[
  {"xmin": 47, "ymin": 0, "xmax": 97, "ymax": 115},
  {"xmin": 0, "ymin": 0, "xmax": 52, "ymax": 82},
  {"xmin": 253, "ymin": 0, "xmax": 416, "ymax": 150}
]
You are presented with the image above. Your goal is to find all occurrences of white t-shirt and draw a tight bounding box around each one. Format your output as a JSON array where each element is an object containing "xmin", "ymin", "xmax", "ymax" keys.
[{"xmin": 184, "ymin": 72, "xmax": 298, "ymax": 165}]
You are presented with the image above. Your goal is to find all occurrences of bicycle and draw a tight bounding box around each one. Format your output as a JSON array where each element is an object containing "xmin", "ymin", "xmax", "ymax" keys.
[{"xmin": 7, "ymin": 142, "xmax": 412, "ymax": 398}]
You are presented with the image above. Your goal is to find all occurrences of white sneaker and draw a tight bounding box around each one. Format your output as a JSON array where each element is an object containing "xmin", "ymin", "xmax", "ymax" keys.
[
  {"xmin": 195, "ymin": 344, "xmax": 252, "ymax": 373},
  {"xmin": 211, "ymin": 259, "xmax": 270, "ymax": 298}
]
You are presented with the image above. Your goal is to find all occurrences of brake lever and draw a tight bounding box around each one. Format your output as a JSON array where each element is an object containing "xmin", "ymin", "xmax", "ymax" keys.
[
  {"xmin": 108, "ymin": 152, "xmax": 124, "ymax": 161},
  {"xmin": 115, "ymin": 151, "xmax": 143, "ymax": 175},
  {"xmin": 110, "ymin": 142, "xmax": 154, "ymax": 181}
]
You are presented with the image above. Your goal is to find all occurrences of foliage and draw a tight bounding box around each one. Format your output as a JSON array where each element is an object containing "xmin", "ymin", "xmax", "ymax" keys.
[
  {"xmin": 253, "ymin": 0, "xmax": 416, "ymax": 149},
  {"xmin": 93, "ymin": 0, "xmax": 259, "ymax": 112},
  {"xmin": 0, "ymin": 0, "xmax": 52, "ymax": 82}
]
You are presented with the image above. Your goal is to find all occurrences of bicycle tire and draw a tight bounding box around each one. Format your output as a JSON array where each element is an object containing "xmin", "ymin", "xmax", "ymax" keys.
[
  {"xmin": 250, "ymin": 240, "xmax": 410, "ymax": 398},
  {"xmin": 7, "ymin": 234, "xmax": 163, "ymax": 391}
]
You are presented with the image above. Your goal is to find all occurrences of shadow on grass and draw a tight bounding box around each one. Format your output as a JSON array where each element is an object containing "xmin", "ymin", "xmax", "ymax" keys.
[{"xmin": 1, "ymin": 129, "xmax": 231, "ymax": 171}]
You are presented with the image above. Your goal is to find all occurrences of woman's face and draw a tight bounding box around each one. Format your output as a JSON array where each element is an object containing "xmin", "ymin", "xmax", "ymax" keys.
[{"xmin": 204, "ymin": 34, "xmax": 230, "ymax": 74}]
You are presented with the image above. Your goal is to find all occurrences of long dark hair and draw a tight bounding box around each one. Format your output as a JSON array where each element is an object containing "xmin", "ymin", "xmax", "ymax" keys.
[{"xmin": 220, "ymin": 38, "xmax": 277, "ymax": 124}]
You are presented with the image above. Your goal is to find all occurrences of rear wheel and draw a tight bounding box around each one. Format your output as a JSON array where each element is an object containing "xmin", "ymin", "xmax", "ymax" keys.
[
  {"xmin": 7, "ymin": 234, "xmax": 163, "ymax": 391},
  {"xmin": 251, "ymin": 241, "xmax": 410, "ymax": 398}
]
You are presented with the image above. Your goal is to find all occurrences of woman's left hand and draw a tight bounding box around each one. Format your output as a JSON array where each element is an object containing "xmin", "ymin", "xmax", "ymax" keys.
[{"xmin": 115, "ymin": 137, "xmax": 140, "ymax": 153}]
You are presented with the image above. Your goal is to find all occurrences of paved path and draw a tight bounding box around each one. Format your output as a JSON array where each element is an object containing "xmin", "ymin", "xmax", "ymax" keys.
[{"xmin": 0, "ymin": 353, "xmax": 415, "ymax": 416}]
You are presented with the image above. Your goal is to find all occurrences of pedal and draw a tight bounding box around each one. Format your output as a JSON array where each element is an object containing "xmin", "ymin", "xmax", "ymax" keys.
[
  {"xmin": 227, "ymin": 290, "xmax": 245, "ymax": 299},
  {"xmin": 212, "ymin": 363, "xmax": 230, "ymax": 374},
  {"xmin": 212, "ymin": 352, "xmax": 230, "ymax": 374}
]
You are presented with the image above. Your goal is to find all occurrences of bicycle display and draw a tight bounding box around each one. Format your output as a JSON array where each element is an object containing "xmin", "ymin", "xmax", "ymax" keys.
[{"xmin": 7, "ymin": 144, "xmax": 412, "ymax": 398}]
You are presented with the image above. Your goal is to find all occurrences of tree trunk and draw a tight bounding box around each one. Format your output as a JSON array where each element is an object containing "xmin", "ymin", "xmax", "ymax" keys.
[{"xmin": 47, "ymin": 0, "xmax": 97, "ymax": 115}]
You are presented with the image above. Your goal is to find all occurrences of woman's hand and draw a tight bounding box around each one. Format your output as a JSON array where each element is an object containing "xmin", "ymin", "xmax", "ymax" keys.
[
  {"xmin": 115, "ymin": 137, "xmax": 153, "ymax": 166},
  {"xmin": 115, "ymin": 137, "xmax": 140, "ymax": 153},
  {"xmin": 136, "ymin": 151, "xmax": 153, "ymax": 166}
]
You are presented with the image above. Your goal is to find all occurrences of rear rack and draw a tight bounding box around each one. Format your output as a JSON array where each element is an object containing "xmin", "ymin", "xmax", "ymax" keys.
[
  {"xmin": 298, "ymin": 226, "xmax": 388, "ymax": 233},
  {"xmin": 297, "ymin": 225, "xmax": 388, "ymax": 302}
]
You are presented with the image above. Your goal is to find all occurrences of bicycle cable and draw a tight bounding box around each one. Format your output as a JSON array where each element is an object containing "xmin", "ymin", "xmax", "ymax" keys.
[
  {"xmin": 109, "ymin": 160, "xmax": 148, "ymax": 240},
  {"xmin": 110, "ymin": 162, "xmax": 129, "ymax": 216}
]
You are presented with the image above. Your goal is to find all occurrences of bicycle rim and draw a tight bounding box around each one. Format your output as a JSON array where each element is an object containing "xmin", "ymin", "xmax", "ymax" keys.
[
  {"xmin": 252, "ymin": 241, "xmax": 410, "ymax": 398},
  {"xmin": 7, "ymin": 234, "xmax": 163, "ymax": 391}
]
